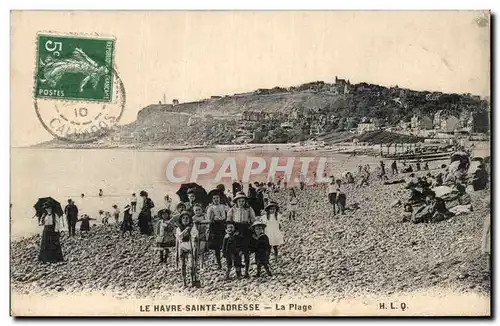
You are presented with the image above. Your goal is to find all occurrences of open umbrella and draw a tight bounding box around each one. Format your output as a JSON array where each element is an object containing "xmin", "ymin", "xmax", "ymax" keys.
[
  {"xmin": 33, "ymin": 197, "xmax": 64, "ymax": 218},
  {"xmin": 176, "ymin": 183, "xmax": 210, "ymax": 207}
]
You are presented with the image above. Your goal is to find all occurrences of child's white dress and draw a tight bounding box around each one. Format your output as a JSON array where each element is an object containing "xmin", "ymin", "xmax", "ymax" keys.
[{"xmin": 263, "ymin": 213, "xmax": 284, "ymax": 246}]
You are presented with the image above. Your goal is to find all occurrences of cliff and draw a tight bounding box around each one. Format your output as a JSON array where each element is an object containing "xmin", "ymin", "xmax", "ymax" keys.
[{"xmin": 35, "ymin": 79, "xmax": 490, "ymax": 148}]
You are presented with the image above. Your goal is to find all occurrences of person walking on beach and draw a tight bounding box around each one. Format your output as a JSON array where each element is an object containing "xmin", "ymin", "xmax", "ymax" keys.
[
  {"xmin": 121, "ymin": 204, "xmax": 134, "ymax": 236},
  {"xmin": 391, "ymin": 160, "xmax": 398, "ymax": 175},
  {"xmin": 262, "ymin": 202, "xmax": 284, "ymax": 263},
  {"xmin": 138, "ymin": 190, "xmax": 154, "ymax": 235},
  {"xmin": 335, "ymin": 179, "xmax": 346, "ymax": 215},
  {"xmin": 77, "ymin": 214, "xmax": 96, "ymax": 236},
  {"xmin": 64, "ymin": 199, "xmax": 78, "ymax": 237},
  {"xmin": 227, "ymin": 192, "xmax": 256, "ymax": 278},
  {"xmin": 98, "ymin": 189, "xmax": 103, "ymax": 197},
  {"xmin": 206, "ymin": 191, "xmax": 229, "ymax": 269},
  {"xmin": 379, "ymin": 161, "xmax": 386, "ymax": 177},
  {"xmin": 299, "ymin": 173, "xmax": 306, "ymax": 191},
  {"xmin": 288, "ymin": 188, "xmax": 298, "ymax": 220},
  {"xmin": 112, "ymin": 204, "xmax": 120, "ymax": 224},
  {"xmin": 39, "ymin": 204, "xmax": 64, "ymax": 263},
  {"xmin": 130, "ymin": 193, "xmax": 137, "ymax": 213},
  {"xmin": 328, "ymin": 177, "xmax": 337, "ymax": 215}
]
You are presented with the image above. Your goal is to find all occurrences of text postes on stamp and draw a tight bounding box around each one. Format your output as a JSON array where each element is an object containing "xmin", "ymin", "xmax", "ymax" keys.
[
  {"xmin": 35, "ymin": 34, "xmax": 115, "ymax": 102},
  {"xmin": 34, "ymin": 70, "xmax": 126, "ymax": 144}
]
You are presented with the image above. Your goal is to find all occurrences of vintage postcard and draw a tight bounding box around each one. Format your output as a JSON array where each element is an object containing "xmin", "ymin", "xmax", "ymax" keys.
[{"xmin": 10, "ymin": 11, "xmax": 491, "ymax": 316}]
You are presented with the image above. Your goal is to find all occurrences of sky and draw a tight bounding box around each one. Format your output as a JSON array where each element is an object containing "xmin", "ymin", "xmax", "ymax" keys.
[{"xmin": 10, "ymin": 11, "xmax": 490, "ymax": 147}]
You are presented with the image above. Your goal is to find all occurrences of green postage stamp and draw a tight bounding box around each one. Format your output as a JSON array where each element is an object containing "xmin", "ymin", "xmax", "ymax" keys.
[{"xmin": 34, "ymin": 33, "xmax": 115, "ymax": 102}]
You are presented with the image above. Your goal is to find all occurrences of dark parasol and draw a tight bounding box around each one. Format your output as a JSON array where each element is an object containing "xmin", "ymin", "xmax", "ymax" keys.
[
  {"xmin": 33, "ymin": 197, "xmax": 64, "ymax": 218},
  {"xmin": 176, "ymin": 183, "xmax": 210, "ymax": 207}
]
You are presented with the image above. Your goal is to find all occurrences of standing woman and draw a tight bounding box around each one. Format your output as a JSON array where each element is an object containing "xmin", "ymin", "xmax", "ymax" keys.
[
  {"xmin": 39, "ymin": 204, "xmax": 64, "ymax": 263},
  {"xmin": 138, "ymin": 190, "xmax": 155, "ymax": 235},
  {"xmin": 227, "ymin": 192, "xmax": 256, "ymax": 278},
  {"xmin": 206, "ymin": 191, "xmax": 229, "ymax": 269},
  {"xmin": 262, "ymin": 202, "xmax": 284, "ymax": 263},
  {"xmin": 327, "ymin": 176, "xmax": 337, "ymax": 215}
]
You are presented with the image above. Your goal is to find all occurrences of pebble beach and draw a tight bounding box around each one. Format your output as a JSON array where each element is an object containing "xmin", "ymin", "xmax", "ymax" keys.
[{"xmin": 10, "ymin": 160, "xmax": 490, "ymax": 303}]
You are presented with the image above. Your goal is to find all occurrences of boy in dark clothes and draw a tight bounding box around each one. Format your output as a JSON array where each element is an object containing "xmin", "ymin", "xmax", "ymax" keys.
[
  {"xmin": 77, "ymin": 214, "xmax": 96, "ymax": 236},
  {"xmin": 222, "ymin": 222, "xmax": 245, "ymax": 280},
  {"xmin": 250, "ymin": 220, "xmax": 272, "ymax": 277}
]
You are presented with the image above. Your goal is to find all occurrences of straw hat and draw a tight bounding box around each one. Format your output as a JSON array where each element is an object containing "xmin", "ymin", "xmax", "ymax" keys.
[
  {"xmin": 250, "ymin": 220, "xmax": 267, "ymax": 230},
  {"xmin": 264, "ymin": 201, "xmax": 279, "ymax": 211},
  {"xmin": 232, "ymin": 192, "xmax": 248, "ymax": 202}
]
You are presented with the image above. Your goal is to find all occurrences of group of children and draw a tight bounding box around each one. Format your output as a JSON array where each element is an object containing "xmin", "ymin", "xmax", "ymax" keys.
[{"xmin": 149, "ymin": 189, "xmax": 288, "ymax": 287}]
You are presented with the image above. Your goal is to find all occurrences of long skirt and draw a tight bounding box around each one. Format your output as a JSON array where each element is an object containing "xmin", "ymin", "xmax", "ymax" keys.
[
  {"xmin": 207, "ymin": 220, "xmax": 226, "ymax": 250},
  {"xmin": 138, "ymin": 213, "xmax": 152, "ymax": 235},
  {"xmin": 39, "ymin": 225, "xmax": 64, "ymax": 263}
]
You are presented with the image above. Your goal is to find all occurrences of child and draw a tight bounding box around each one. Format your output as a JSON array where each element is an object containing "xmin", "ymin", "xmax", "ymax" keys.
[
  {"xmin": 262, "ymin": 202, "xmax": 284, "ymax": 263},
  {"xmin": 222, "ymin": 222, "xmax": 245, "ymax": 280},
  {"xmin": 288, "ymin": 188, "xmax": 298, "ymax": 220},
  {"xmin": 175, "ymin": 211, "xmax": 200, "ymax": 288},
  {"xmin": 192, "ymin": 204, "xmax": 210, "ymax": 268},
  {"xmin": 328, "ymin": 177, "xmax": 337, "ymax": 215},
  {"xmin": 335, "ymin": 179, "xmax": 346, "ymax": 215},
  {"xmin": 103, "ymin": 211, "xmax": 111, "ymax": 225},
  {"xmin": 130, "ymin": 193, "xmax": 137, "ymax": 213},
  {"xmin": 155, "ymin": 209, "xmax": 175, "ymax": 264},
  {"xmin": 121, "ymin": 204, "xmax": 134, "ymax": 236},
  {"xmin": 250, "ymin": 220, "xmax": 272, "ymax": 277},
  {"xmin": 77, "ymin": 214, "xmax": 96, "ymax": 236},
  {"xmin": 112, "ymin": 205, "xmax": 120, "ymax": 224}
]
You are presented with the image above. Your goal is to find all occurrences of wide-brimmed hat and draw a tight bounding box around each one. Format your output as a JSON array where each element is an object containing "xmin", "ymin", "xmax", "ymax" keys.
[
  {"xmin": 264, "ymin": 201, "xmax": 279, "ymax": 211},
  {"xmin": 124, "ymin": 204, "xmax": 131, "ymax": 211},
  {"xmin": 178, "ymin": 211, "xmax": 193, "ymax": 224},
  {"xmin": 232, "ymin": 192, "xmax": 248, "ymax": 202},
  {"xmin": 250, "ymin": 220, "xmax": 267, "ymax": 230},
  {"xmin": 157, "ymin": 208, "xmax": 172, "ymax": 217}
]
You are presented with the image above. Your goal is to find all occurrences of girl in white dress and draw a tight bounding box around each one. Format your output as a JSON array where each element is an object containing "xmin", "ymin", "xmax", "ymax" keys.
[{"xmin": 262, "ymin": 202, "xmax": 284, "ymax": 262}]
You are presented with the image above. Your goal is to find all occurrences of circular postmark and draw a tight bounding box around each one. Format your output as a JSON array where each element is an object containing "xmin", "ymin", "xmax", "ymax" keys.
[{"xmin": 34, "ymin": 68, "xmax": 126, "ymax": 144}]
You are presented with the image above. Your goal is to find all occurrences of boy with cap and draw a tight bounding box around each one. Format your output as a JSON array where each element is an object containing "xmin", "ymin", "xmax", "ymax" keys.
[
  {"xmin": 250, "ymin": 220, "xmax": 272, "ymax": 277},
  {"xmin": 222, "ymin": 222, "xmax": 245, "ymax": 280}
]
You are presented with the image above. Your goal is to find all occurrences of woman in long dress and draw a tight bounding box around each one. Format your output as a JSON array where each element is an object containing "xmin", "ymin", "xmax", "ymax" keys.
[
  {"xmin": 138, "ymin": 190, "xmax": 154, "ymax": 235},
  {"xmin": 262, "ymin": 201, "xmax": 284, "ymax": 263},
  {"xmin": 38, "ymin": 205, "xmax": 64, "ymax": 263}
]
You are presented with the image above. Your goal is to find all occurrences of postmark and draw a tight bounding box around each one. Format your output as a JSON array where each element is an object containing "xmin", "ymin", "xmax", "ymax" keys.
[{"xmin": 33, "ymin": 32, "xmax": 126, "ymax": 143}]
